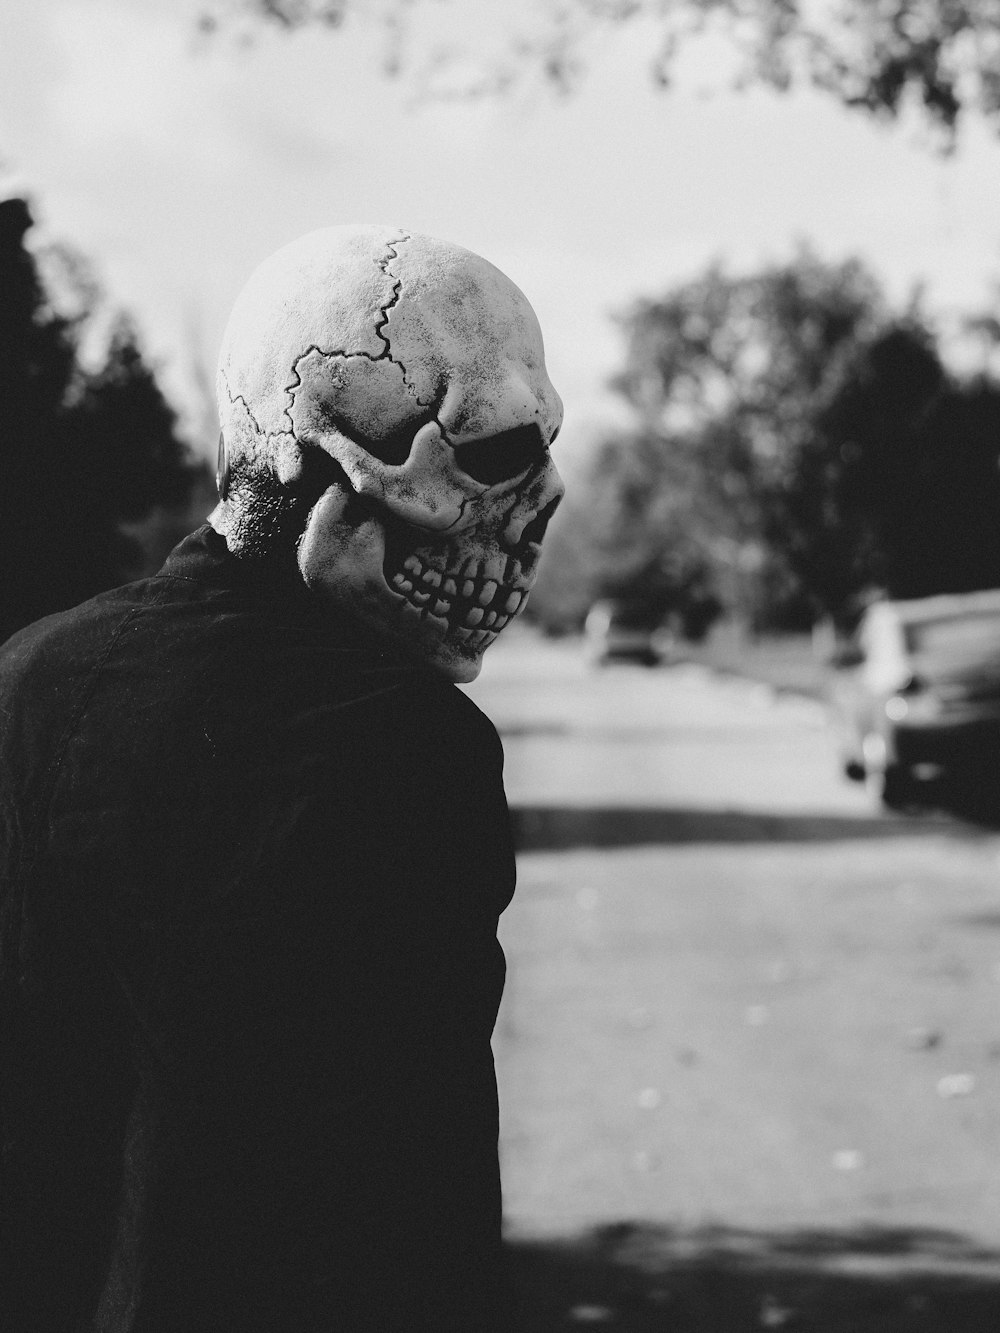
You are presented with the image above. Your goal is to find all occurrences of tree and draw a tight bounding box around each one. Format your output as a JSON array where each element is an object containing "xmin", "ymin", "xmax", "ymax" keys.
[
  {"xmin": 816, "ymin": 327, "xmax": 1000, "ymax": 607},
  {"xmin": 524, "ymin": 427, "xmax": 724, "ymax": 636},
  {"xmin": 603, "ymin": 250, "xmax": 893, "ymax": 628},
  {"xmin": 0, "ymin": 197, "xmax": 208, "ymax": 643},
  {"xmin": 554, "ymin": 249, "xmax": 1000, "ymax": 632},
  {"xmin": 201, "ymin": 0, "xmax": 1000, "ymax": 143}
]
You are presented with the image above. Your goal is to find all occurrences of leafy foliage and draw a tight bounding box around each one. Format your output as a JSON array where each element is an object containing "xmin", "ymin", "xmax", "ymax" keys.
[
  {"xmin": 0, "ymin": 198, "xmax": 208, "ymax": 644},
  {"xmin": 531, "ymin": 250, "xmax": 1000, "ymax": 634},
  {"xmin": 816, "ymin": 329, "xmax": 1000, "ymax": 606},
  {"xmin": 202, "ymin": 0, "xmax": 1000, "ymax": 140}
]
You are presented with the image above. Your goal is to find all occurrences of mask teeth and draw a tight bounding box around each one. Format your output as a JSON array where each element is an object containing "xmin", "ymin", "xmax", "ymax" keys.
[{"xmin": 390, "ymin": 552, "xmax": 526, "ymax": 635}]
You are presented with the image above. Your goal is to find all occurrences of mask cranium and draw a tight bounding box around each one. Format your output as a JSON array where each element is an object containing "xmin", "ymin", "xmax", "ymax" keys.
[{"xmin": 215, "ymin": 226, "xmax": 564, "ymax": 682}]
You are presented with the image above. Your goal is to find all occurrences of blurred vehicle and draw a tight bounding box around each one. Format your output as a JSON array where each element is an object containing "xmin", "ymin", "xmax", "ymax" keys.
[
  {"xmin": 827, "ymin": 589, "xmax": 1000, "ymax": 809},
  {"xmin": 583, "ymin": 598, "xmax": 666, "ymax": 666}
]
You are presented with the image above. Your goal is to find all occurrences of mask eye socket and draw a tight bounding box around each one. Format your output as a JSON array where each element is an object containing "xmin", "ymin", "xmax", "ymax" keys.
[{"xmin": 453, "ymin": 424, "xmax": 547, "ymax": 485}]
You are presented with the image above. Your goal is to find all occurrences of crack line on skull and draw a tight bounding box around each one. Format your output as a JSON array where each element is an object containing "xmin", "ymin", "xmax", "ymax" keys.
[
  {"xmin": 374, "ymin": 232, "xmax": 436, "ymax": 409},
  {"xmin": 280, "ymin": 228, "xmax": 436, "ymax": 438},
  {"xmin": 373, "ymin": 231, "xmax": 410, "ymax": 356},
  {"xmin": 280, "ymin": 344, "xmax": 393, "ymax": 438},
  {"xmin": 220, "ymin": 369, "xmax": 264, "ymax": 437},
  {"xmin": 281, "ymin": 339, "xmax": 436, "ymax": 443},
  {"xmin": 449, "ymin": 494, "xmax": 472, "ymax": 531}
]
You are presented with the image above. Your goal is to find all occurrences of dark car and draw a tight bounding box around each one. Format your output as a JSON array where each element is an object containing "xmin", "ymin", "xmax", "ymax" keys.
[
  {"xmin": 583, "ymin": 598, "xmax": 666, "ymax": 667},
  {"xmin": 828, "ymin": 590, "xmax": 1000, "ymax": 809}
]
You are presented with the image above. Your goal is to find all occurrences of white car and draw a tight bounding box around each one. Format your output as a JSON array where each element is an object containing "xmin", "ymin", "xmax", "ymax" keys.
[{"xmin": 828, "ymin": 589, "xmax": 1000, "ymax": 809}]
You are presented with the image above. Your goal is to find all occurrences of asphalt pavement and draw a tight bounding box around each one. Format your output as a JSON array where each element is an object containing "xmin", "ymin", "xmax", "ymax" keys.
[
  {"xmin": 462, "ymin": 628, "xmax": 1000, "ymax": 1329},
  {"xmin": 465, "ymin": 628, "xmax": 869, "ymax": 815}
]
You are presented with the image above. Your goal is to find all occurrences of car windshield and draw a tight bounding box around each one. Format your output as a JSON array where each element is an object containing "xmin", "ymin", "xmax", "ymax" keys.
[{"xmin": 904, "ymin": 611, "xmax": 1000, "ymax": 673}]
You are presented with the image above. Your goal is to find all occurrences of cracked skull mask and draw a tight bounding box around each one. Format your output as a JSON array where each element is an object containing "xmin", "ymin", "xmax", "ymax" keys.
[{"xmin": 215, "ymin": 226, "xmax": 564, "ymax": 682}]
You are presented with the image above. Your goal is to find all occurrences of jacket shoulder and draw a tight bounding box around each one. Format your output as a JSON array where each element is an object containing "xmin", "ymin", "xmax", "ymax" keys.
[{"xmin": 0, "ymin": 583, "xmax": 145, "ymax": 701}]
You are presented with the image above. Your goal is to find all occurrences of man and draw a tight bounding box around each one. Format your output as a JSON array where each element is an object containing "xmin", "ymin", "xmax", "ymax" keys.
[{"xmin": 0, "ymin": 226, "xmax": 563, "ymax": 1330}]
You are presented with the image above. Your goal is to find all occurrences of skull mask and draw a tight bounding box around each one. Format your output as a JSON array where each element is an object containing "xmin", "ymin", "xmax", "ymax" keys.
[{"xmin": 213, "ymin": 225, "xmax": 564, "ymax": 682}]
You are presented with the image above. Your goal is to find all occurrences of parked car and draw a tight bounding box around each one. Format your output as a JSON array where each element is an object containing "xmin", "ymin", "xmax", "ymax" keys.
[
  {"xmin": 583, "ymin": 598, "xmax": 666, "ymax": 666},
  {"xmin": 827, "ymin": 589, "xmax": 1000, "ymax": 809}
]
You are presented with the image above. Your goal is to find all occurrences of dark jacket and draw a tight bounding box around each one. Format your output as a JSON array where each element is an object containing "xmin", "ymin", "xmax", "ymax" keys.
[{"xmin": 0, "ymin": 526, "xmax": 515, "ymax": 1331}]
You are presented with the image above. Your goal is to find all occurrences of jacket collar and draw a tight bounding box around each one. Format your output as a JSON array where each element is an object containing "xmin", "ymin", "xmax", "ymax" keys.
[{"xmin": 158, "ymin": 525, "xmax": 433, "ymax": 675}]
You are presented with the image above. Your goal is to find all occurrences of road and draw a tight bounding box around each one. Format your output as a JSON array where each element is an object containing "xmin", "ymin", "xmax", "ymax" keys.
[
  {"xmin": 463, "ymin": 629, "xmax": 1000, "ymax": 1290},
  {"xmin": 465, "ymin": 628, "xmax": 870, "ymax": 822}
]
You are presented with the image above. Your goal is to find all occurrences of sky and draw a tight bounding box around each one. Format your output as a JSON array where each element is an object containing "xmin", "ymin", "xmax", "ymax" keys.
[{"xmin": 4, "ymin": 0, "xmax": 1000, "ymax": 471}]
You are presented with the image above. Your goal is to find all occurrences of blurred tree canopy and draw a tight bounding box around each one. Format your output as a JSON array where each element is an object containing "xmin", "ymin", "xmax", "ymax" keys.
[
  {"xmin": 526, "ymin": 250, "xmax": 1000, "ymax": 635},
  {"xmin": 0, "ymin": 197, "xmax": 209, "ymax": 644},
  {"xmin": 202, "ymin": 0, "xmax": 1000, "ymax": 143}
]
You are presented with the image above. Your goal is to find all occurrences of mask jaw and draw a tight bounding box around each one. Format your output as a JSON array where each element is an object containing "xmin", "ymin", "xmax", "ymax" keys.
[{"xmin": 295, "ymin": 485, "xmax": 543, "ymax": 683}]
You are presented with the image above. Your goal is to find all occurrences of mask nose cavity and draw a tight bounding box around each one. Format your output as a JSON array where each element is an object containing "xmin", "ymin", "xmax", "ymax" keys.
[{"xmin": 506, "ymin": 492, "xmax": 562, "ymax": 557}]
